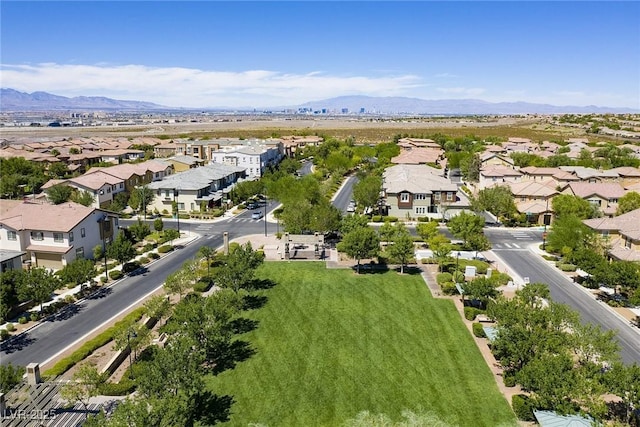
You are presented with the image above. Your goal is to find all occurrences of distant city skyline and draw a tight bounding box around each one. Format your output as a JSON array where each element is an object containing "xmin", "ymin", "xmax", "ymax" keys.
[{"xmin": 1, "ymin": 1, "xmax": 639, "ymax": 109}]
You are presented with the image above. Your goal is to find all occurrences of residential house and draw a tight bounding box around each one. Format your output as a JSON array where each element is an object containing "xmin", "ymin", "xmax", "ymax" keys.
[
  {"xmin": 479, "ymin": 152, "xmax": 515, "ymax": 168},
  {"xmin": 478, "ymin": 166, "xmax": 522, "ymax": 189},
  {"xmin": 562, "ymin": 182, "xmax": 626, "ymax": 216},
  {"xmin": 382, "ymin": 164, "xmax": 464, "ymax": 220},
  {"xmin": 558, "ymin": 166, "xmax": 620, "ymax": 183},
  {"xmin": 210, "ymin": 145, "xmax": 281, "ymax": 178},
  {"xmin": 507, "ymin": 180, "xmax": 558, "ymax": 225},
  {"xmin": 146, "ymin": 163, "xmax": 246, "ymax": 213},
  {"xmin": 100, "ymin": 148, "xmax": 145, "ymax": 164},
  {"xmin": 0, "ymin": 249, "xmax": 26, "ymax": 272},
  {"xmin": 583, "ymin": 208, "xmax": 640, "ymax": 261},
  {"xmin": 0, "ymin": 201, "xmax": 119, "ymax": 270},
  {"xmin": 154, "ymin": 142, "xmax": 179, "ymax": 158},
  {"xmin": 165, "ymin": 155, "xmax": 206, "ymax": 172},
  {"xmin": 391, "ymin": 147, "xmax": 446, "ymax": 167},
  {"xmin": 611, "ymin": 167, "xmax": 640, "ymax": 188}
]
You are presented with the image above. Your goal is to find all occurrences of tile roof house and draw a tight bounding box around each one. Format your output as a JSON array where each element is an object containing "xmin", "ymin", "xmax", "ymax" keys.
[
  {"xmin": 0, "ymin": 201, "xmax": 119, "ymax": 270},
  {"xmin": 583, "ymin": 208, "xmax": 640, "ymax": 262},
  {"xmin": 562, "ymin": 182, "xmax": 626, "ymax": 215},
  {"xmin": 147, "ymin": 163, "xmax": 246, "ymax": 213},
  {"xmin": 390, "ymin": 147, "xmax": 446, "ymax": 167},
  {"xmin": 478, "ymin": 166, "xmax": 522, "ymax": 189},
  {"xmin": 382, "ymin": 164, "xmax": 466, "ymax": 220}
]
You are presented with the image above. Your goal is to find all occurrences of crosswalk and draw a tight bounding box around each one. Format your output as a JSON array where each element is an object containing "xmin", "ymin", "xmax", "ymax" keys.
[
  {"xmin": 493, "ymin": 242, "xmax": 522, "ymax": 249},
  {"xmin": 492, "ymin": 229, "xmax": 535, "ymax": 250}
]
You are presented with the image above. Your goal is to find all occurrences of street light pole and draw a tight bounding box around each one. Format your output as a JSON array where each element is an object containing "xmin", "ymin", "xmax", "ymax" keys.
[
  {"xmin": 264, "ymin": 195, "xmax": 267, "ymax": 237},
  {"xmin": 127, "ymin": 329, "xmax": 137, "ymax": 379},
  {"xmin": 99, "ymin": 216, "xmax": 108, "ymax": 282},
  {"xmin": 173, "ymin": 189, "xmax": 180, "ymax": 235}
]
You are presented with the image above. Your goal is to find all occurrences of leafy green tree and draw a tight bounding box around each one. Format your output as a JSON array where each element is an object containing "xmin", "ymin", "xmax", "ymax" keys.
[
  {"xmin": 70, "ymin": 190, "xmax": 95, "ymax": 207},
  {"xmin": 129, "ymin": 186, "xmax": 155, "ymax": 217},
  {"xmin": 154, "ymin": 217, "xmax": 164, "ymax": 233},
  {"xmin": 48, "ymin": 161, "xmax": 69, "ymax": 179},
  {"xmin": 18, "ymin": 267, "xmax": 61, "ymax": 311},
  {"xmin": 60, "ymin": 363, "xmax": 106, "ymax": 419},
  {"xmin": 0, "ymin": 270, "xmax": 24, "ymax": 322},
  {"xmin": 552, "ymin": 194, "xmax": 598, "ymax": 220},
  {"xmin": 0, "ymin": 363, "xmax": 25, "ymax": 393},
  {"xmin": 604, "ymin": 362, "xmax": 640, "ymax": 425},
  {"xmin": 0, "ymin": 157, "xmax": 46, "ymax": 199},
  {"xmin": 106, "ymin": 233, "xmax": 136, "ymax": 267},
  {"xmin": 472, "ymin": 186, "xmax": 517, "ymax": 220},
  {"xmin": 447, "ymin": 211, "xmax": 484, "ymax": 246},
  {"xmin": 215, "ymin": 242, "xmax": 264, "ymax": 293},
  {"xmin": 144, "ymin": 295, "xmax": 171, "ymax": 323},
  {"xmin": 616, "ymin": 191, "xmax": 640, "ymax": 215},
  {"xmin": 309, "ymin": 200, "xmax": 342, "ymax": 233},
  {"xmin": 197, "ymin": 245, "xmax": 216, "ymax": 277},
  {"xmin": 337, "ymin": 226, "xmax": 380, "ymax": 273},
  {"xmin": 47, "ymin": 184, "xmax": 73, "ymax": 204},
  {"xmin": 58, "ymin": 258, "xmax": 96, "ymax": 289},
  {"xmin": 352, "ymin": 174, "xmax": 382, "ymax": 211},
  {"xmin": 164, "ymin": 228, "xmax": 180, "ymax": 243},
  {"xmin": 385, "ymin": 224, "xmax": 414, "ymax": 274},
  {"xmin": 377, "ymin": 221, "xmax": 396, "ymax": 244},
  {"xmin": 340, "ymin": 214, "xmax": 370, "ymax": 235},
  {"xmin": 92, "ymin": 244, "xmax": 103, "ymax": 261},
  {"xmin": 164, "ymin": 269, "xmax": 192, "ymax": 301},
  {"xmin": 459, "ymin": 153, "xmax": 481, "ymax": 182},
  {"xmin": 546, "ymin": 215, "xmax": 593, "ymax": 256},
  {"xmin": 129, "ymin": 219, "xmax": 151, "ymax": 243},
  {"xmin": 416, "ymin": 221, "xmax": 438, "ymax": 243},
  {"xmin": 428, "ymin": 234, "xmax": 452, "ymax": 273},
  {"xmin": 592, "ymin": 260, "xmax": 640, "ymax": 293},
  {"xmin": 462, "ymin": 277, "xmax": 500, "ymax": 308},
  {"xmin": 467, "ymin": 232, "xmax": 491, "ymax": 255}
]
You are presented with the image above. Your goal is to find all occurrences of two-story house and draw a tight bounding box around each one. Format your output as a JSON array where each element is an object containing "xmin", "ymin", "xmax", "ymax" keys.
[
  {"xmin": 0, "ymin": 201, "xmax": 119, "ymax": 270},
  {"xmin": 382, "ymin": 164, "xmax": 461, "ymax": 220},
  {"xmin": 583, "ymin": 208, "xmax": 640, "ymax": 262}
]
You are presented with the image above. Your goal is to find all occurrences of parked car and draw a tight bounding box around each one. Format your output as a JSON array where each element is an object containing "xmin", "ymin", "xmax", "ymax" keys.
[
  {"xmin": 247, "ymin": 202, "xmax": 259, "ymax": 210},
  {"xmin": 251, "ymin": 211, "xmax": 264, "ymax": 220}
]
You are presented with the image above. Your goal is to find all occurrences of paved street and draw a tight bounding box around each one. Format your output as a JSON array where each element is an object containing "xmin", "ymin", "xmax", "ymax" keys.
[{"xmin": 485, "ymin": 227, "xmax": 640, "ymax": 364}]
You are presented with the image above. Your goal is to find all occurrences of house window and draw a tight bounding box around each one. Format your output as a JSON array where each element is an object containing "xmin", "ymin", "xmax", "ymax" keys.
[
  {"xmin": 178, "ymin": 203, "xmax": 185, "ymax": 210},
  {"xmin": 7, "ymin": 231, "xmax": 16, "ymax": 240},
  {"xmin": 446, "ymin": 192, "xmax": 454, "ymax": 201},
  {"xmin": 521, "ymin": 196, "xmax": 527, "ymax": 202},
  {"xmin": 75, "ymin": 247, "xmax": 85, "ymax": 258},
  {"xmin": 400, "ymin": 193, "xmax": 410, "ymax": 202},
  {"xmin": 81, "ymin": 228, "xmax": 86, "ymax": 238},
  {"xmin": 415, "ymin": 206, "xmax": 426, "ymax": 214},
  {"xmin": 434, "ymin": 192, "xmax": 441, "ymax": 201},
  {"xmin": 120, "ymin": 183, "xmax": 124, "ymax": 189},
  {"xmin": 69, "ymin": 232, "xmax": 74, "ymax": 242},
  {"xmin": 31, "ymin": 231, "xmax": 44, "ymax": 241},
  {"xmin": 112, "ymin": 185, "xmax": 116, "ymax": 191},
  {"xmin": 626, "ymin": 238, "xmax": 632, "ymax": 249},
  {"xmin": 54, "ymin": 232, "xmax": 64, "ymax": 242},
  {"xmin": 107, "ymin": 187, "xmax": 111, "ymax": 193},
  {"xmin": 414, "ymin": 193, "xmax": 427, "ymax": 200}
]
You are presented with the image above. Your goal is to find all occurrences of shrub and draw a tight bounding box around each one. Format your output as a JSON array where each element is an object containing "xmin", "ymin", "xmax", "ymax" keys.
[
  {"xmin": 157, "ymin": 245, "xmax": 173, "ymax": 254},
  {"xmin": 18, "ymin": 316, "xmax": 27, "ymax": 324},
  {"xmin": 64, "ymin": 295, "xmax": 76, "ymax": 304},
  {"xmin": 441, "ymin": 282, "xmax": 458, "ymax": 295},
  {"xmin": 542, "ymin": 254, "xmax": 559, "ymax": 261},
  {"xmin": 122, "ymin": 261, "xmax": 141, "ymax": 274},
  {"xmin": 464, "ymin": 307, "xmax": 481, "ymax": 321},
  {"xmin": 99, "ymin": 378, "xmax": 136, "ymax": 396},
  {"xmin": 109, "ymin": 270, "xmax": 123, "ymax": 281},
  {"xmin": 0, "ymin": 329, "xmax": 9, "ymax": 340},
  {"xmin": 436, "ymin": 272, "xmax": 453, "ymax": 285},
  {"xmin": 143, "ymin": 243, "xmax": 154, "ymax": 252},
  {"xmin": 371, "ymin": 215, "xmax": 382, "ymax": 222},
  {"xmin": 503, "ymin": 373, "xmax": 517, "ymax": 387},
  {"xmin": 512, "ymin": 394, "xmax": 535, "ymax": 421},
  {"xmin": 148, "ymin": 252, "xmax": 160, "ymax": 260},
  {"xmin": 43, "ymin": 308, "xmax": 145, "ymax": 378},
  {"xmin": 558, "ymin": 263, "xmax": 577, "ymax": 272},
  {"xmin": 138, "ymin": 256, "xmax": 150, "ymax": 264},
  {"xmin": 5, "ymin": 323, "xmax": 15, "ymax": 332},
  {"xmin": 107, "ymin": 262, "xmax": 117, "ymax": 270},
  {"xmin": 457, "ymin": 259, "xmax": 489, "ymax": 275},
  {"xmin": 472, "ymin": 322, "xmax": 486, "ymax": 338},
  {"xmin": 384, "ymin": 216, "xmax": 398, "ymax": 222},
  {"xmin": 30, "ymin": 312, "xmax": 39, "ymax": 322},
  {"xmin": 417, "ymin": 217, "xmax": 430, "ymax": 222},
  {"xmin": 488, "ymin": 272, "xmax": 511, "ymax": 287},
  {"xmin": 100, "ymin": 276, "xmax": 108, "ymax": 284},
  {"xmin": 193, "ymin": 281, "xmax": 212, "ymax": 293}
]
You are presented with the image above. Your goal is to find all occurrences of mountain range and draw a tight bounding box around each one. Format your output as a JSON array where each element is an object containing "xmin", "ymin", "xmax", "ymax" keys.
[{"xmin": 1, "ymin": 88, "xmax": 637, "ymax": 115}]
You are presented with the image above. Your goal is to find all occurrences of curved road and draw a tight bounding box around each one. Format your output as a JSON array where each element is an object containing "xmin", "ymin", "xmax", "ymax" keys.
[{"xmin": 485, "ymin": 227, "xmax": 640, "ymax": 364}]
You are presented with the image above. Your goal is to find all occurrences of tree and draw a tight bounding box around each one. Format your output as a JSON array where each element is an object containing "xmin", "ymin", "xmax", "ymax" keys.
[
  {"xmin": 546, "ymin": 215, "xmax": 593, "ymax": 256},
  {"xmin": 215, "ymin": 242, "xmax": 264, "ymax": 292},
  {"xmin": 309, "ymin": 200, "xmax": 342, "ymax": 233},
  {"xmin": 47, "ymin": 184, "xmax": 73, "ymax": 204},
  {"xmin": 106, "ymin": 233, "xmax": 136, "ymax": 267},
  {"xmin": 552, "ymin": 194, "xmax": 598, "ymax": 220},
  {"xmin": 428, "ymin": 234, "xmax": 452, "ymax": 273},
  {"xmin": 129, "ymin": 186, "xmax": 155, "ymax": 218},
  {"xmin": 604, "ymin": 362, "xmax": 640, "ymax": 425},
  {"xmin": 60, "ymin": 363, "xmax": 105, "ymax": 418},
  {"xmin": 70, "ymin": 190, "xmax": 95, "ymax": 207},
  {"xmin": 164, "ymin": 269, "xmax": 192, "ymax": 301},
  {"xmin": 18, "ymin": 267, "xmax": 60, "ymax": 312},
  {"xmin": 616, "ymin": 191, "xmax": 640, "ymax": 215},
  {"xmin": 416, "ymin": 221, "xmax": 438, "ymax": 243},
  {"xmin": 48, "ymin": 162, "xmax": 69, "ymax": 179},
  {"xmin": 0, "ymin": 270, "xmax": 24, "ymax": 323},
  {"xmin": 447, "ymin": 211, "xmax": 484, "ymax": 246},
  {"xmin": 377, "ymin": 221, "xmax": 396, "ymax": 244},
  {"xmin": 198, "ymin": 245, "xmax": 216, "ymax": 277},
  {"xmin": 0, "ymin": 363, "xmax": 25, "ymax": 393},
  {"xmin": 129, "ymin": 219, "xmax": 151, "ymax": 243},
  {"xmin": 337, "ymin": 226, "xmax": 380, "ymax": 273},
  {"xmin": 58, "ymin": 258, "xmax": 96, "ymax": 289},
  {"xmin": 385, "ymin": 224, "xmax": 414, "ymax": 274},
  {"xmin": 144, "ymin": 295, "xmax": 171, "ymax": 323},
  {"xmin": 459, "ymin": 153, "xmax": 481, "ymax": 182},
  {"xmin": 340, "ymin": 214, "xmax": 370, "ymax": 235},
  {"xmin": 467, "ymin": 232, "xmax": 491, "ymax": 256},
  {"xmin": 472, "ymin": 186, "xmax": 517, "ymax": 220},
  {"xmin": 164, "ymin": 228, "xmax": 180, "ymax": 243},
  {"xmin": 463, "ymin": 277, "xmax": 500, "ymax": 308},
  {"xmin": 352, "ymin": 174, "xmax": 382, "ymax": 211},
  {"xmin": 154, "ymin": 217, "xmax": 164, "ymax": 233}
]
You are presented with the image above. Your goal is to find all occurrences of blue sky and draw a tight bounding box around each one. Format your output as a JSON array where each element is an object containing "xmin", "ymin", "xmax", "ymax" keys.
[{"xmin": 1, "ymin": 1, "xmax": 639, "ymax": 109}]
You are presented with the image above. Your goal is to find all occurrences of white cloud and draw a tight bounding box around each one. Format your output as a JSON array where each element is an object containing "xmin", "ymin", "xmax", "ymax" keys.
[{"xmin": 0, "ymin": 63, "xmax": 424, "ymax": 108}]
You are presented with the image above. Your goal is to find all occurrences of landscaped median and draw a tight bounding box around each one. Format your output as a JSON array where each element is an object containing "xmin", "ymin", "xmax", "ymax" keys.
[{"xmin": 207, "ymin": 262, "xmax": 516, "ymax": 427}]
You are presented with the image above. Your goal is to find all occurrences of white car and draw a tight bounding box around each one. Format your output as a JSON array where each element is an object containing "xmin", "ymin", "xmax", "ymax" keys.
[{"xmin": 252, "ymin": 211, "xmax": 263, "ymax": 220}]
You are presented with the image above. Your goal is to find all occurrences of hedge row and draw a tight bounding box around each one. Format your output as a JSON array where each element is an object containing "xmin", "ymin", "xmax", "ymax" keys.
[{"xmin": 43, "ymin": 307, "xmax": 146, "ymax": 378}]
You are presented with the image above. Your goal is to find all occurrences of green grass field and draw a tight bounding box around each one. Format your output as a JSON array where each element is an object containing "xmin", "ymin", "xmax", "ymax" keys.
[{"xmin": 208, "ymin": 262, "xmax": 516, "ymax": 427}]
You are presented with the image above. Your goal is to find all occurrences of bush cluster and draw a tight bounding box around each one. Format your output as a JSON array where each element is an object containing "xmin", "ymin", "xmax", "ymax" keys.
[
  {"xmin": 18, "ymin": 316, "xmax": 27, "ymax": 324},
  {"xmin": 436, "ymin": 272, "xmax": 453, "ymax": 285},
  {"xmin": 148, "ymin": 252, "xmax": 160, "ymax": 260},
  {"xmin": 472, "ymin": 322, "xmax": 486, "ymax": 338},
  {"xmin": 512, "ymin": 394, "xmax": 536, "ymax": 421},
  {"xmin": 122, "ymin": 261, "xmax": 141, "ymax": 274},
  {"xmin": 464, "ymin": 307, "xmax": 483, "ymax": 321},
  {"xmin": 43, "ymin": 308, "xmax": 145, "ymax": 378},
  {"xmin": 109, "ymin": 270, "xmax": 123, "ymax": 281},
  {"xmin": 558, "ymin": 263, "xmax": 577, "ymax": 272},
  {"xmin": 138, "ymin": 256, "xmax": 150, "ymax": 264},
  {"xmin": 0, "ymin": 329, "xmax": 9, "ymax": 340},
  {"xmin": 5, "ymin": 323, "xmax": 15, "ymax": 332},
  {"xmin": 157, "ymin": 245, "xmax": 173, "ymax": 254}
]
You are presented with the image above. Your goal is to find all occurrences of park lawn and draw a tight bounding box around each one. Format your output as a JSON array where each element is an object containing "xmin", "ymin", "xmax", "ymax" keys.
[{"xmin": 207, "ymin": 262, "xmax": 516, "ymax": 427}]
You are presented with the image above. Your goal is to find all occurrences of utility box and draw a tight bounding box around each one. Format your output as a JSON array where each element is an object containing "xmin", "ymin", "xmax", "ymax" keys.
[
  {"xmin": 464, "ymin": 266, "xmax": 477, "ymax": 278},
  {"xmin": 26, "ymin": 363, "xmax": 41, "ymax": 385}
]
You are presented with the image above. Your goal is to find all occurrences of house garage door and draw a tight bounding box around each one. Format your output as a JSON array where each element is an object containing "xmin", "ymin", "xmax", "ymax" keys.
[{"xmin": 35, "ymin": 252, "xmax": 63, "ymax": 270}]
